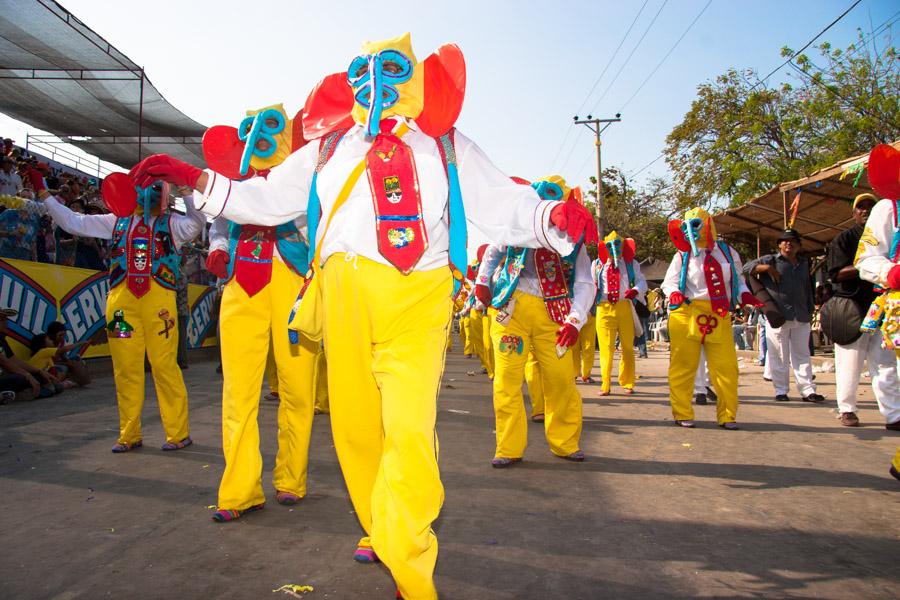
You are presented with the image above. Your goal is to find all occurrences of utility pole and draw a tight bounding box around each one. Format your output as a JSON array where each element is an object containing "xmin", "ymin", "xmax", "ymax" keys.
[{"xmin": 574, "ymin": 113, "xmax": 621, "ymax": 237}]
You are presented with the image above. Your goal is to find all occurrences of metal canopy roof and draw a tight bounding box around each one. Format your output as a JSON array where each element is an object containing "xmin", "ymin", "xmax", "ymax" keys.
[
  {"xmin": 713, "ymin": 140, "xmax": 900, "ymax": 255},
  {"xmin": 0, "ymin": 0, "xmax": 206, "ymax": 169}
]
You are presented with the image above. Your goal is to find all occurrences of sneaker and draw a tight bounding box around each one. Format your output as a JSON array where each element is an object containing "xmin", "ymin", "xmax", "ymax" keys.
[
  {"xmin": 719, "ymin": 422, "xmax": 740, "ymax": 431},
  {"xmin": 763, "ymin": 377, "xmax": 772, "ymax": 382},
  {"xmin": 559, "ymin": 450, "xmax": 585, "ymax": 462},
  {"xmin": 802, "ymin": 393, "xmax": 825, "ymax": 403},
  {"xmin": 264, "ymin": 392, "xmax": 279, "ymax": 402},
  {"xmin": 491, "ymin": 457, "xmax": 522, "ymax": 468},
  {"xmin": 694, "ymin": 393, "xmax": 707, "ymax": 405},
  {"xmin": 276, "ymin": 491, "xmax": 300, "ymax": 505},
  {"xmin": 0, "ymin": 390, "xmax": 15, "ymax": 404},
  {"xmin": 531, "ymin": 413, "xmax": 544, "ymax": 423},
  {"xmin": 353, "ymin": 546, "xmax": 379, "ymax": 564},
  {"xmin": 674, "ymin": 420, "xmax": 695, "ymax": 428},
  {"xmin": 839, "ymin": 412, "xmax": 860, "ymax": 427},
  {"xmin": 774, "ymin": 394, "xmax": 790, "ymax": 402},
  {"xmin": 161, "ymin": 436, "xmax": 193, "ymax": 451}
]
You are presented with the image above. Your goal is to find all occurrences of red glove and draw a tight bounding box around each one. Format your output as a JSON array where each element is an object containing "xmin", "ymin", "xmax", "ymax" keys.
[
  {"xmin": 549, "ymin": 201, "xmax": 599, "ymax": 245},
  {"xmin": 129, "ymin": 154, "xmax": 203, "ymax": 189},
  {"xmin": 26, "ymin": 168, "xmax": 46, "ymax": 193},
  {"xmin": 474, "ymin": 283, "xmax": 492, "ymax": 307},
  {"xmin": 556, "ymin": 323, "xmax": 579, "ymax": 348},
  {"xmin": 740, "ymin": 291, "xmax": 764, "ymax": 308},
  {"xmin": 205, "ymin": 249, "xmax": 230, "ymax": 279},
  {"xmin": 624, "ymin": 288, "xmax": 638, "ymax": 300},
  {"xmin": 888, "ymin": 264, "xmax": 900, "ymax": 290},
  {"xmin": 668, "ymin": 291, "xmax": 685, "ymax": 308}
]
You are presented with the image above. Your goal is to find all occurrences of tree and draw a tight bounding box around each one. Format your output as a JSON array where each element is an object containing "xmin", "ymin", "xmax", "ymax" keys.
[{"xmin": 664, "ymin": 31, "xmax": 900, "ymax": 208}]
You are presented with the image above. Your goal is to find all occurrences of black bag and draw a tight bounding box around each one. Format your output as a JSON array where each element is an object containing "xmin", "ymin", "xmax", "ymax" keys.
[
  {"xmin": 819, "ymin": 296, "xmax": 865, "ymax": 345},
  {"xmin": 744, "ymin": 273, "xmax": 786, "ymax": 329},
  {"xmin": 634, "ymin": 299, "xmax": 651, "ymax": 319}
]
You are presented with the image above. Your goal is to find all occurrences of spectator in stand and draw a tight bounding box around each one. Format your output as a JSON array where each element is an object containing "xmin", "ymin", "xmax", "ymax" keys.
[
  {"xmin": 53, "ymin": 189, "xmax": 79, "ymax": 266},
  {"xmin": 2, "ymin": 138, "xmax": 14, "ymax": 157},
  {"xmin": 0, "ymin": 309, "xmax": 58, "ymax": 400},
  {"xmin": 0, "ymin": 156, "xmax": 23, "ymax": 196},
  {"xmin": 827, "ymin": 193, "xmax": 900, "ymax": 428},
  {"xmin": 0, "ymin": 201, "xmax": 39, "ymax": 261},
  {"xmin": 744, "ymin": 229, "xmax": 825, "ymax": 403}
]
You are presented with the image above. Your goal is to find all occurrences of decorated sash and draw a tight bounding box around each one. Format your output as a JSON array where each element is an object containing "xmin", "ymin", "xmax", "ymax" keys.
[
  {"xmin": 534, "ymin": 248, "xmax": 572, "ymax": 326},
  {"xmin": 365, "ymin": 121, "xmax": 428, "ymax": 274}
]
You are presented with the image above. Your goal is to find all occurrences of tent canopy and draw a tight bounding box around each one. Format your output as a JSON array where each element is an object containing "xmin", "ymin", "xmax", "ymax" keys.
[
  {"xmin": 0, "ymin": 0, "xmax": 206, "ymax": 168},
  {"xmin": 713, "ymin": 141, "xmax": 900, "ymax": 255}
]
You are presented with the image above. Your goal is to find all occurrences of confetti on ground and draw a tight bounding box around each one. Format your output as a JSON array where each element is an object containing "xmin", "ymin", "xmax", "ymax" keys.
[
  {"xmin": 205, "ymin": 505, "xmax": 216, "ymax": 509},
  {"xmin": 447, "ymin": 409, "xmax": 470, "ymax": 415},
  {"xmin": 108, "ymin": 528, "xmax": 115, "ymax": 533},
  {"xmin": 273, "ymin": 584, "xmax": 314, "ymax": 597},
  {"xmin": 202, "ymin": 464, "xmax": 210, "ymax": 469},
  {"xmin": 682, "ymin": 443, "xmax": 692, "ymax": 449}
]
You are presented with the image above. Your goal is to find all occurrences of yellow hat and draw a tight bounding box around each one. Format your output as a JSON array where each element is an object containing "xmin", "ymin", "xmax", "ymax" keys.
[
  {"xmin": 852, "ymin": 192, "xmax": 877, "ymax": 209},
  {"xmin": 351, "ymin": 32, "xmax": 425, "ymax": 128}
]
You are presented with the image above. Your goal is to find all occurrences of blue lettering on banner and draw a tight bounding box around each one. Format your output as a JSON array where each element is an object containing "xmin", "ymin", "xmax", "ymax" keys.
[
  {"xmin": 0, "ymin": 259, "xmax": 56, "ymax": 345},
  {"xmin": 188, "ymin": 287, "xmax": 216, "ymax": 349},
  {"xmin": 59, "ymin": 271, "xmax": 110, "ymax": 347}
]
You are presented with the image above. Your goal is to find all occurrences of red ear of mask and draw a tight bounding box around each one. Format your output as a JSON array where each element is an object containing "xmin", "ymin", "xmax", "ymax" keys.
[
  {"xmin": 597, "ymin": 242, "xmax": 609, "ymax": 263},
  {"xmin": 623, "ymin": 238, "xmax": 636, "ymax": 262},
  {"xmin": 476, "ymin": 243, "xmax": 488, "ymax": 262},
  {"xmin": 668, "ymin": 220, "xmax": 691, "ymax": 252},
  {"xmin": 101, "ymin": 172, "xmax": 137, "ymax": 217},
  {"xmin": 291, "ymin": 109, "xmax": 309, "ymax": 152},
  {"xmin": 202, "ymin": 125, "xmax": 252, "ymax": 180},
  {"xmin": 868, "ymin": 144, "xmax": 900, "ymax": 199},
  {"xmin": 510, "ymin": 176, "xmax": 531, "ymax": 185},
  {"xmin": 302, "ymin": 72, "xmax": 356, "ymax": 140},
  {"xmin": 416, "ymin": 43, "xmax": 466, "ymax": 138},
  {"xmin": 571, "ymin": 187, "xmax": 584, "ymax": 205}
]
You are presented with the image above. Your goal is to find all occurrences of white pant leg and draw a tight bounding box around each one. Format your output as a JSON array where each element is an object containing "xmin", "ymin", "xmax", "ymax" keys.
[
  {"xmin": 866, "ymin": 332, "xmax": 900, "ymax": 423},
  {"xmin": 766, "ymin": 321, "xmax": 791, "ymax": 396},
  {"xmin": 694, "ymin": 347, "xmax": 709, "ymax": 395},
  {"xmin": 834, "ymin": 337, "xmax": 864, "ymax": 413},
  {"xmin": 788, "ymin": 321, "xmax": 815, "ymax": 396}
]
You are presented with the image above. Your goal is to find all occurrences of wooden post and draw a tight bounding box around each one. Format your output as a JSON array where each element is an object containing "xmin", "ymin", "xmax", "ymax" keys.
[{"xmin": 782, "ymin": 189, "xmax": 789, "ymax": 229}]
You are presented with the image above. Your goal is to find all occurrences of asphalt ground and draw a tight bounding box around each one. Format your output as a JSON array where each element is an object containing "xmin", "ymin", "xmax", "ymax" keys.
[{"xmin": 1, "ymin": 347, "xmax": 898, "ymax": 599}]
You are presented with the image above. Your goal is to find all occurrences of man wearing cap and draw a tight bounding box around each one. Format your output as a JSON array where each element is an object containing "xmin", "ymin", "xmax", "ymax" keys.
[
  {"xmin": 0, "ymin": 156, "xmax": 22, "ymax": 196},
  {"xmin": 744, "ymin": 229, "xmax": 825, "ymax": 403},
  {"xmin": 828, "ymin": 193, "xmax": 900, "ymax": 427}
]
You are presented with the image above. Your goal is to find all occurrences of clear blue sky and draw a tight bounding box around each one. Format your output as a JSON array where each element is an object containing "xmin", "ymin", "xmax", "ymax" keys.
[{"xmin": 2, "ymin": 0, "xmax": 897, "ymax": 193}]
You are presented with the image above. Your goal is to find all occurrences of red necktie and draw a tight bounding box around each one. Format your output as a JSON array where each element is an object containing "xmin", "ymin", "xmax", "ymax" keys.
[
  {"xmin": 606, "ymin": 263, "xmax": 620, "ymax": 303},
  {"xmin": 234, "ymin": 226, "xmax": 275, "ymax": 297},
  {"xmin": 126, "ymin": 220, "xmax": 152, "ymax": 298},
  {"xmin": 703, "ymin": 250, "xmax": 730, "ymax": 317},
  {"xmin": 366, "ymin": 119, "xmax": 428, "ymax": 274}
]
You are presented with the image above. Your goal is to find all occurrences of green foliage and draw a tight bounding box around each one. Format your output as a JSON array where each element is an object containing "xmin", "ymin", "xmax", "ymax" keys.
[{"xmin": 665, "ymin": 31, "xmax": 900, "ymax": 208}]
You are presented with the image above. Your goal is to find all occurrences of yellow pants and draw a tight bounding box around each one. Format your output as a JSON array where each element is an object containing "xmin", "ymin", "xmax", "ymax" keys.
[
  {"xmin": 482, "ymin": 310, "xmax": 495, "ymax": 378},
  {"xmin": 265, "ymin": 339, "xmax": 278, "ymax": 394},
  {"xmin": 314, "ymin": 343, "xmax": 329, "ymax": 414},
  {"xmin": 525, "ymin": 349, "xmax": 544, "ymax": 417},
  {"xmin": 459, "ymin": 316, "xmax": 469, "ymax": 354},
  {"xmin": 490, "ymin": 292, "xmax": 582, "ymax": 459},
  {"xmin": 108, "ymin": 280, "xmax": 188, "ymax": 446},
  {"xmin": 218, "ymin": 257, "xmax": 317, "ymax": 510},
  {"xmin": 322, "ymin": 254, "xmax": 451, "ymax": 600},
  {"xmin": 571, "ymin": 314, "xmax": 597, "ymax": 379},
  {"xmin": 468, "ymin": 308, "xmax": 485, "ymax": 368},
  {"xmin": 667, "ymin": 300, "xmax": 738, "ymax": 424},
  {"xmin": 596, "ymin": 301, "xmax": 635, "ymax": 393}
]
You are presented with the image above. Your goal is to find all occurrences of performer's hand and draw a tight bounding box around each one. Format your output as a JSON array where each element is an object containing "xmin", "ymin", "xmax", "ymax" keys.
[
  {"xmin": 474, "ymin": 283, "xmax": 492, "ymax": 307},
  {"xmin": 549, "ymin": 200, "xmax": 599, "ymax": 245},
  {"xmin": 556, "ymin": 323, "xmax": 579, "ymax": 348},
  {"xmin": 130, "ymin": 154, "xmax": 203, "ymax": 189},
  {"xmin": 205, "ymin": 249, "xmax": 230, "ymax": 279},
  {"xmin": 26, "ymin": 168, "xmax": 46, "ymax": 193},
  {"xmin": 668, "ymin": 291, "xmax": 685, "ymax": 309},
  {"xmin": 888, "ymin": 264, "xmax": 900, "ymax": 290},
  {"xmin": 740, "ymin": 291, "xmax": 764, "ymax": 308},
  {"xmin": 624, "ymin": 288, "xmax": 638, "ymax": 301}
]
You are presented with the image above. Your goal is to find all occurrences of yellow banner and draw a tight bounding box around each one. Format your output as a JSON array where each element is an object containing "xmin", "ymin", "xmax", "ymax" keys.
[{"xmin": 0, "ymin": 258, "xmax": 218, "ymax": 359}]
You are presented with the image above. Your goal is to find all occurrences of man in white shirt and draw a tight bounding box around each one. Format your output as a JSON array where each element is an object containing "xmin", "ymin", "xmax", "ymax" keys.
[{"xmin": 0, "ymin": 157, "xmax": 23, "ymax": 196}]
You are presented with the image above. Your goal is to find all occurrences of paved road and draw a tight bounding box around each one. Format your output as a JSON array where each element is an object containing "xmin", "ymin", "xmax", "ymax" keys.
[{"xmin": 1, "ymin": 349, "xmax": 897, "ymax": 599}]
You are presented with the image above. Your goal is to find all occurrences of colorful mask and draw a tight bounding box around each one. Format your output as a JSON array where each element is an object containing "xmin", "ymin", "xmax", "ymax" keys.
[
  {"xmin": 135, "ymin": 181, "xmax": 170, "ymax": 225},
  {"xmin": 531, "ymin": 175, "xmax": 572, "ymax": 202},
  {"xmin": 597, "ymin": 230, "xmax": 635, "ymax": 267},
  {"xmin": 669, "ymin": 207, "xmax": 717, "ymax": 255},
  {"xmin": 868, "ymin": 143, "xmax": 900, "ymax": 200},
  {"xmin": 302, "ymin": 34, "xmax": 466, "ymax": 140}
]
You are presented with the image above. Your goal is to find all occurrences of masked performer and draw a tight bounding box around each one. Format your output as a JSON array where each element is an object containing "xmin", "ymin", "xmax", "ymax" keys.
[
  {"xmin": 592, "ymin": 231, "xmax": 647, "ymax": 395},
  {"xmin": 475, "ymin": 176, "xmax": 594, "ymax": 468},
  {"xmin": 34, "ymin": 177, "xmax": 204, "ymax": 451},
  {"xmin": 202, "ymin": 104, "xmax": 317, "ymax": 521},
  {"xmin": 571, "ymin": 298, "xmax": 598, "ymax": 383},
  {"xmin": 127, "ymin": 33, "xmax": 597, "ymax": 600},
  {"xmin": 855, "ymin": 144, "xmax": 900, "ymax": 479},
  {"xmin": 662, "ymin": 208, "xmax": 762, "ymax": 429}
]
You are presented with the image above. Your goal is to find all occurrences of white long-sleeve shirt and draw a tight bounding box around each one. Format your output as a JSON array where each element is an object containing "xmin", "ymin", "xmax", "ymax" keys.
[
  {"xmin": 44, "ymin": 195, "xmax": 205, "ymax": 248},
  {"xmin": 661, "ymin": 244, "xmax": 749, "ymax": 302},
  {"xmin": 207, "ymin": 215, "xmax": 307, "ymax": 264},
  {"xmin": 195, "ymin": 119, "xmax": 573, "ymax": 271},
  {"xmin": 476, "ymin": 244, "xmax": 594, "ymax": 329},
  {"xmin": 591, "ymin": 258, "xmax": 647, "ymax": 304},
  {"xmin": 855, "ymin": 198, "xmax": 899, "ymax": 286}
]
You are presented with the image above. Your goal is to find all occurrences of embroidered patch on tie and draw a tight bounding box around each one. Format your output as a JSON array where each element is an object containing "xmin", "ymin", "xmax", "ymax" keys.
[
  {"xmin": 542, "ymin": 259, "xmax": 558, "ymax": 281},
  {"xmin": 498, "ymin": 334, "xmax": 524, "ymax": 355},
  {"xmin": 387, "ymin": 227, "xmax": 415, "ymax": 248},
  {"xmin": 383, "ymin": 176, "xmax": 402, "ymax": 204}
]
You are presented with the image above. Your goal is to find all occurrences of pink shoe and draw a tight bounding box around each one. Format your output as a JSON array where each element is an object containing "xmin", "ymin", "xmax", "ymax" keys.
[
  {"xmin": 623, "ymin": 388, "xmax": 634, "ymax": 395},
  {"xmin": 598, "ymin": 390, "xmax": 610, "ymax": 397},
  {"xmin": 276, "ymin": 491, "xmax": 300, "ymax": 505},
  {"xmin": 354, "ymin": 546, "xmax": 379, "ymax": 564}
]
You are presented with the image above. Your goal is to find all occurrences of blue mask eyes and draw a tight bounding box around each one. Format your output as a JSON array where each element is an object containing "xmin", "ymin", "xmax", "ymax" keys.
[
  {"xmin": 532, "ymin": 181, "xmax": 564, "ymax": 201},
  {"xmin": 237, "ymin": 108, "xmax": 286, "ymax": 176},
  {"xmin": 347, "ymin": 49, "xmax": 413, "ymax": 89},
  {"xmin": 680, "ymin": 218, "xmax": 704, "ymax": 239}
]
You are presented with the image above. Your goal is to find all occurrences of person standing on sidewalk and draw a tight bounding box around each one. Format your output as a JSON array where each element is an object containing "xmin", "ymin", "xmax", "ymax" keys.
[
  {"xmin": 744, "ymin": 229, "xmax": 825, "ymax": 403},
  {"xmin": 827, "ymin": 193, "xmax": 900, "ymax": 427}
]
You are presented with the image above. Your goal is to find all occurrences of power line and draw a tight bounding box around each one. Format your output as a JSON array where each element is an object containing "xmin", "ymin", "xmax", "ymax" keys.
[
  {"xmin": 618, "ymin": 0, "xmax": 713, "ymax": 113},
  {"xmin": 549, "ymin": 0, "xmax": 650, "ymax": 172},
  {"xmin": 751, "ymin": 0, "xmax": 863, "ymax": 89}
]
